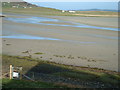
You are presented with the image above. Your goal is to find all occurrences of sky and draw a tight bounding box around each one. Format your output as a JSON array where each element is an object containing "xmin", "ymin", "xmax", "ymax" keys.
[
  {"xmin": 2, "ymin": 0, "xmax": 120, "ymax": 2},
  {"xmin": 23, "ymin": 0, "xmax": 119, "ymax": 10},
  {"xmin": 23, "ymin": 0, "xmax": 119, "ymax": 2}
]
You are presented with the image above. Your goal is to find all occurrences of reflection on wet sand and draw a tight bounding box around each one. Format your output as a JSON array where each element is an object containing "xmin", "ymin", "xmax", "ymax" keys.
[{"xmin": 5, "ymin": 16, "xmax": 119, "ymax": 31}]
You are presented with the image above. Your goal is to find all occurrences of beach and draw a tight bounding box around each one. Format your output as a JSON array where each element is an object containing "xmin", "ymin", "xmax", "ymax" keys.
[{"xmin": 1, "ymin": 13, "xmax": 119, "ymax": 72}]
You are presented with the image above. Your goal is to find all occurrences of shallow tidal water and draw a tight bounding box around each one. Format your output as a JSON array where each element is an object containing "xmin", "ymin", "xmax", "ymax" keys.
[
  {"xmin": 1, "ymin": 14, "xmax": 119, "ymax": 41},
  {"xmin": 5, "ymin": 16, "xmax": 119, "ymax": 31},
  {"xmin": 0, "ymin": 35, "xmax": 96, "ymax": 44}
]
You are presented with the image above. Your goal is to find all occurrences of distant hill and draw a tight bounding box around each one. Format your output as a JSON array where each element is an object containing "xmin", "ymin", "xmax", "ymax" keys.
[
  {"xmin": 2, "ymin": 1, "xmax": 38, "ymax": 8},
  {"xmin": 2, "ymin": 1, "xmax": 118, "ymax": 17},
  {"xmin": 2, "ymin": 1, "xmax": 62, "ymax": 16},
  {"xmin": 76, "ymin": 9, "xmax": 118, "ymax": 12}
]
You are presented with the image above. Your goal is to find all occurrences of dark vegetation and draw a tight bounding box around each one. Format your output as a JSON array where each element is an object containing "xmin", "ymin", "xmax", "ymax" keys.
[{"xmin": 2, "ymin": 54, "xmax": 120, "ymax": 88}]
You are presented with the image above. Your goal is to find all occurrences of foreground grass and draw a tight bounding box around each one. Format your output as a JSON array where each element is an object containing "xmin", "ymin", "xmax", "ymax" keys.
[
  {"xmin": 2, "ymin": 54, "xmax": 120, "ymax": 88},
  {"xmin": 2, "ymin": 78, "xmax": 66, "ymax": 88}
]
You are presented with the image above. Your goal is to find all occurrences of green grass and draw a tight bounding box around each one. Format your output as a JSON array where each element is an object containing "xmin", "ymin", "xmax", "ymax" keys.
[
  {"xmin": 2, "ymin": 78, "xmax": 66, "ymax": 88},
  {"xmin": 53, "ymin": 72, "xmax": 96, "ymax": 81},
  {"xmin": 53, "ymin": 72, "xmax": 120, "ymax": 86},
  {"xmin": 3, "ymin": 7, "xmax": 117, "ymax": 17},
  {"xmin": 75, "ymin": 11, "xmax": 117, "ymax": 15},
  {"xmin": 2, "ymin": 54, "xmax": 120, "ymax": 88}
]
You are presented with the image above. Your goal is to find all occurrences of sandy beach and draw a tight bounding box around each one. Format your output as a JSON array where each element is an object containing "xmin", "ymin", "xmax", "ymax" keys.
[
  {"xmin": 1, "ymin": 13, "xmax": 119, "ymax": 72},
  {"xmin": 49, "ymin": 16, "xmax": 118, "ymax": 28}
]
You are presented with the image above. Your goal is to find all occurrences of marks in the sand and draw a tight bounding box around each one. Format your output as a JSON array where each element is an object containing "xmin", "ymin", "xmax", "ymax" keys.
[
  {"xmin": 3, "ymin": 39, "xmax": 11, "ymax": 46},
  {"xmin": 50, "ymin": 58, "xmax": 52, "ymax": 60},
  {"xmin": 113, "ymin": 52, "xmax": 118, "ymax": 56},
  {"xmin": 21, "ymin": 50, "xmax": 107, "ymax": 63},
  {"xmin": 77, "ymin": 56, "xmax": 98, "ymax": 62},
  {"xmin": 22, "ymin": 50, "xmax": 32, "ymax": 58},
  {"xmin": 40, "ymin": 56, "xmax": 43, "ymax": 58},
  {"xmin": 20, "ymin": 50, "xmax": 108, "ymax": 69},
  {"xmin": 53, "ymin": 54, "xmax": 75, "ymax": 59},
  {"xmin": 3, "ymin": 40, "xmax": 6, "ymax": 42},
  {"xmin": 22, "ymin": 50, "xmax": 32, "ymax": 54},
  {"xmin": 87, "ymin": 65, "xmax": 91, "ymax": 67},
  {"xmin": 6, "ymin": 44, "xmax": 11, "ymax": 46},
  {"xmin": 53, "ymin": 54, "xmax": 106, "ymax": 63}
]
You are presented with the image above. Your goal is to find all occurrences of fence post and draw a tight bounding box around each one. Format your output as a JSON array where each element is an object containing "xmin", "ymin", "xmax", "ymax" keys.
[
  {"xmin": 20, "ymin": 67, "xmax": 23, "ymax": 80},
  {"xmin": 10, "ymin": 65, "xmax": 13, "ymax": 79}
]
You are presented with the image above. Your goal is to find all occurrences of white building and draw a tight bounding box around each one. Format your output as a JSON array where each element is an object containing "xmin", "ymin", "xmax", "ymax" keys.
[
  {"xmin": 12, "ymin": 6, "xmax": 17, "ymax": 8},
  {"xmin": 3, "ymin": 3, "xmax": 6, "ymax": 5},
  {"xmin": 62, "ymin": 10, "xmax": 65, "ymax": 12},
  {"xmin": 23, "ymin": 6, "xmax": 27, "ymax": 8},
  {"xmin": 68, "ymin": 11, "xmax": 76, "ymax": 13}
]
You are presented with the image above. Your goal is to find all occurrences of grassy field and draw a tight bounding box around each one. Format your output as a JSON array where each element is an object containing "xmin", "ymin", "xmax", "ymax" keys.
[
  {"xmin": 2, "ymin": 54, "xmax": 120, "ymax": 88},
  {"xmin": 2, "ymin": 78, "xmax": 67, "ymax": 88},
  {"xmin": 2, "ymin": 2, "xmax": 118, "ymax": 17}
]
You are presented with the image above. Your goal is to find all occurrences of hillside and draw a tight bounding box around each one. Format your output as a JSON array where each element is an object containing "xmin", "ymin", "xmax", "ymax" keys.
[
  {"xmin": 2, "ymin": 1, "xmax": 38, "ymax": 8},
  {"xmin": 2, "ymin": 1, "xmax": 118, "ymax": 17},
  {"xmin": 2, "ymin": 1, "xmax": 63, "ymax": 16}
]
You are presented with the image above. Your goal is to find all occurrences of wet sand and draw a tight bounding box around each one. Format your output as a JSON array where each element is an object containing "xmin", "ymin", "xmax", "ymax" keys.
[
  {"xmin": 1, "ymin": 14, "xmax": 119, "ymax": 72},
  {"xmin": 49, "ymin": 16, "xmax": 118, "ymax": 28}
]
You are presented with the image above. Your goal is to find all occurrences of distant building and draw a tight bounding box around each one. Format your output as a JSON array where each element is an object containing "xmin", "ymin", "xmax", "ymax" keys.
[
  {"xmin": 62, "ymin": 10, "xmax": 65, "ymax": 12},
  {"xmin": 3, "ymin": 3, "xmax": 6, "ymax": 5},
  {"xmin": 12, "ymin": 6, "xmax": 17, "ymax": 8},
  {"xmin": 23, "ymin": 6, "xmax": 27, "ymax": 8},
  {"xmin": 68, "ymin": 11, "xmax": 76, "ymax": 13}
]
